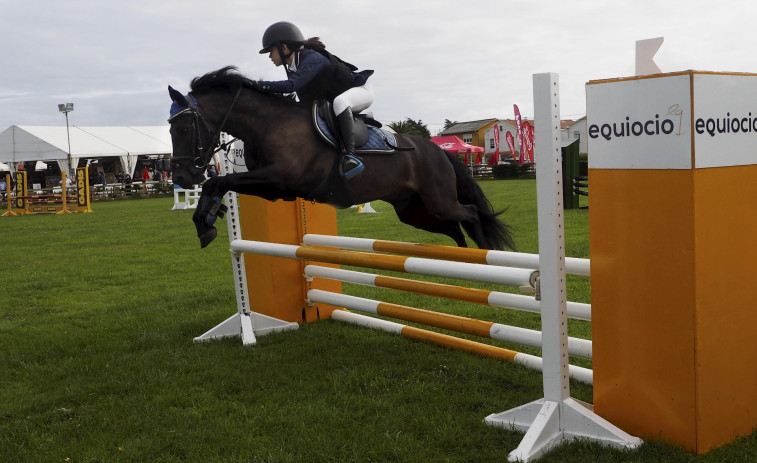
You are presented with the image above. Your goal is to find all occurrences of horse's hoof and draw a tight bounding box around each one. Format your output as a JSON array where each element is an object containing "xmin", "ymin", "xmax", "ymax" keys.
[{"xmin": 199, "ymin": 228, "xmax": 218, "ymax": 248}]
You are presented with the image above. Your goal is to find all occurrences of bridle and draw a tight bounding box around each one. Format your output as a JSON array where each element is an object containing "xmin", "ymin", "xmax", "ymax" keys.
[{"xmin": 169, "ymin": 86, "xmax": 243, "ymax": 171}]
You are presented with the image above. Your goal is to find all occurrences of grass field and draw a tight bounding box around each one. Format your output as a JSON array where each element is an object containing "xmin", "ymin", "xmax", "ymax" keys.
[{"xmin": 1, "ymin": 180, "xmax": 755, "ymax": 462}]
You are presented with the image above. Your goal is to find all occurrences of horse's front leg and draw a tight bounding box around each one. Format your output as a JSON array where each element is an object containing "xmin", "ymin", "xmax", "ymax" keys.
[
  {"xmin": 191, "ymin": 168, "xmax": 296, "ymax": 248},
  {"xmin": 192, "ymin": 176, "xmax": 231, "ymax": 248}
]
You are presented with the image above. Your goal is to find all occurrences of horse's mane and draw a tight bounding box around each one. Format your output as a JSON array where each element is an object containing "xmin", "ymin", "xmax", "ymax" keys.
[
  {"xmin": 190, "ymin": 66, "xmax": 297, "ymax": 105},
  {"xmin": 190, "ymin": 66, "xmax": 249, "ymax": 92}
]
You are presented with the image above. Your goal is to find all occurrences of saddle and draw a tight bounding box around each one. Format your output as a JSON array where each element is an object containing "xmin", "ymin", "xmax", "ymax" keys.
[{"xmin": 312, "ymin": 100, "xmax": 399, "ymax": 153}]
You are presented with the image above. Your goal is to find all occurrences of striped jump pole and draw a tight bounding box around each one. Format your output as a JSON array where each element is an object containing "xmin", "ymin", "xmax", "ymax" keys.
[
  {"xmin": 309, "ymin": 289, "xmax": 592, "ymax": 360},
  {"xmin": 302, "ymin": 234, "xmax": 591, "ymax": 277},
  {"xmin": 330, "ymin": 310, "xmax": 592, "ymax": 384},
  {"xmin": 304, "ymin": 264, "xmax": 591, "ymax": 321},
  {"xmin": 229, "ymin": 239, "xmax": 539, "ymax": 289}
]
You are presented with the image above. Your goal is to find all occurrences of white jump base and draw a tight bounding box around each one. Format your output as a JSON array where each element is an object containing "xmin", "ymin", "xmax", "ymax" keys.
[{"xmin": 172, "ymin": 185, "xmax": 202, "ymax": 210}]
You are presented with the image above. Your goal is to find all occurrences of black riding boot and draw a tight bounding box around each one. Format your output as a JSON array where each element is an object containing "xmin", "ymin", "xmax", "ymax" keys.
[{"xmin": 336, "ymin": 107, "xmax": 364, "ymax": 180}]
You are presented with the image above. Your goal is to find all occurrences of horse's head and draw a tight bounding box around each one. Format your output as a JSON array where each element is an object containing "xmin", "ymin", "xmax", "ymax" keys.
[{"xmin": 167, "ymin": 86, "xmax": 215, "ymax": 188}]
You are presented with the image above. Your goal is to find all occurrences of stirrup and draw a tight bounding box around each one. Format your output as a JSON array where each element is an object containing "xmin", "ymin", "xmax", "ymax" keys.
[{"xmin": 341, "ymin": 155, "xmax": 364, "ymax": 180}]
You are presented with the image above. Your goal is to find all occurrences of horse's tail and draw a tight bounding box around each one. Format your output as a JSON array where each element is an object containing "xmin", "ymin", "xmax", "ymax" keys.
[{"xmin": 445, "ymin": 152, "xmax": 516, "ymax": 250}]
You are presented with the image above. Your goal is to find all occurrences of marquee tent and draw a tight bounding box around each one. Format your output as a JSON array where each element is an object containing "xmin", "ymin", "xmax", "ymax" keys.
[
  {"xmin": 0, "ymin": 125, "xmax": 172, "ymax": 177},
  {"xmin": 430, "ymin": 135, "xmax": 485, "ymax": 164}
]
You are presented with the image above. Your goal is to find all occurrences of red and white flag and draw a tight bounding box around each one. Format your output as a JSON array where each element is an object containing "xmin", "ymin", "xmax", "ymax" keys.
[
  {"xmin": 490, "ymin": 124, "xmax": 500, "ymax": 165},
  {"xmin": 529, "ymin": 124, "xmax": 535, "ymax": 163},
  {"xmin": 513, "ymin": 104, "xmax": 525, "ymax": 164},
  {"xmin": 523, "ymin": 121, "xmax": 534, "ymax": 163},
  {"xmin": 505, "ymin": 131, "xmax": 516, "ymax": 161}
]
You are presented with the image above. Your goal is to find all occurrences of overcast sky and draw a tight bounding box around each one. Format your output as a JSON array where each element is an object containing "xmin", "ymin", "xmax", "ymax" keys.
[{"xmin": 2, "ymin": 0, "xmax": 757, "ymax": 135}]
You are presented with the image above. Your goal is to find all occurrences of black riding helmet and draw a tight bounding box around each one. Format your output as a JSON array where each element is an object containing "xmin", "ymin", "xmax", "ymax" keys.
[{"xmin": 259, "ymin": 21, "xmax": 304, "ymax": 54}]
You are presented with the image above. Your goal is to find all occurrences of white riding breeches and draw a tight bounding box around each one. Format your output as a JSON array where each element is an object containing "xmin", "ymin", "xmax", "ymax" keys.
[{"xmin": 333, "ymin": 83, "xmax": 374, "ymax": 116}]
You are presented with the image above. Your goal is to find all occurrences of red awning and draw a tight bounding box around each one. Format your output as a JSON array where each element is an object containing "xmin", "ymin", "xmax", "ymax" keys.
[{"xmin": 430, "ymin": 136, "xmax": 485, "ymax": 155}]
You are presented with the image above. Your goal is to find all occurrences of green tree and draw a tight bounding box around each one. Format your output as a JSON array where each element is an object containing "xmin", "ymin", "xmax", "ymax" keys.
[
  {"xmin": 443, "ymin": 119, "xmax": 458, "ymax": 130},
  {"xmin": 388, "ymin": 118, "xmax": 431, "ymax": 139}
]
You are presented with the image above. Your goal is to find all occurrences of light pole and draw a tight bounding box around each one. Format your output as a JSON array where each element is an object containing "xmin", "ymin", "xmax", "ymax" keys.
[{"xmin": 58, "ymin": 103, "xmax": 74, "ymax": 179}]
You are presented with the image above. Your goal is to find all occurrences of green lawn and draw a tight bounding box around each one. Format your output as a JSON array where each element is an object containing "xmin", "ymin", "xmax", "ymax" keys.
[{"xmin": 1, "ymin": 181, "xmax": 754, "ymax": 462}]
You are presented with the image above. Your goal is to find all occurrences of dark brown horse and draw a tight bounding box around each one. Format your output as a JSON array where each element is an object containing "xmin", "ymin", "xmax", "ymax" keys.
[{"xmin": 168, "ymin": 66, "xmax": 514, "ymax": 250}]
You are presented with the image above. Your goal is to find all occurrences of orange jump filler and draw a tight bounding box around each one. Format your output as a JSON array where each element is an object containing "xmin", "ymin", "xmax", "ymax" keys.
[{"xmin": 587, "ymin": 71, "xmax": 757, "ymax": 453}]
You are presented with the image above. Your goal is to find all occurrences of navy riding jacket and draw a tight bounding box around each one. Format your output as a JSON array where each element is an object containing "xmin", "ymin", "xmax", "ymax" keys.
[{"xmin": 258, "ymin": 48, "xmax": 372, "ymax": 106}]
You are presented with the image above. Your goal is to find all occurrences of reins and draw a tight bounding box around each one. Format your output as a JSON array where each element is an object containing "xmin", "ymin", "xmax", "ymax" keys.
[{"xmin": 175, "ymin": 86, "xmax": 243, "ymax": 170}]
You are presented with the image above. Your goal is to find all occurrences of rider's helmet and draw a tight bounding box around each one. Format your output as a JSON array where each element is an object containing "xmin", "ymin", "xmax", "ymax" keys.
[{"xmin": 259, "ymin": 21, "xmax": 304, "ymax": 54}]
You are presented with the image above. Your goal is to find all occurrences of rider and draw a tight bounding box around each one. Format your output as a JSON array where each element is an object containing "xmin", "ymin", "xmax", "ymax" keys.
[{"xmin": 253, "ymin": 21, "xmax": 374, "ymax": 180}]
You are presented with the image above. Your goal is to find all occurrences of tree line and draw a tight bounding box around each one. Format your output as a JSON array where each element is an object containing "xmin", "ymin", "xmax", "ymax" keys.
[{"xmin": 387, "ymin": 118, "xmax": 458, "ymax": 139}]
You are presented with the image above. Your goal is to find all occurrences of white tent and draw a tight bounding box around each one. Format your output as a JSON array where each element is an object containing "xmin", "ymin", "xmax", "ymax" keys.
[{"xmin": 0, "ymin": 125, "xmax": 172, "ymax": 177}]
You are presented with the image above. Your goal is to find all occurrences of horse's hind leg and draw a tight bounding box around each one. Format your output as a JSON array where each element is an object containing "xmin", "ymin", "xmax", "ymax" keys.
[
  {"xmin": 393, "ymin": 196, "xmax": 468, "ymax": 247},
  {"xmin": 409, "ymin": 184, "xmax": 488, "ymax": 246}
]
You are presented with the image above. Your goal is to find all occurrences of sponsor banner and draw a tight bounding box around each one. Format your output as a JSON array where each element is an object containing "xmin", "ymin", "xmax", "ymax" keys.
[
  {"xmin": 529, "ymin": 125, "xmax": 535, "ymax": 163},
  {"xmin": 692, "ymin": 73, "xmax": 757, "ymax": 168},
  {"xmin": 587, "ymin": 74, "xmax": 692, "ymax": 169},
  {"xmin": 505, "ymin": 131, "xmax": 516, "ymax": 160},
  {"xmin": 514, "ymin": 104, "xmax": 525, "ymax": 163},
  {"xmin": 494, "ymin": 124, "xmax": 500, "ymax": 157},
  {"xmin": 15, "ymin": 170, "xmax": 27, "ymax": 210},
  {"xmin": 588, "ymin": 72, "xmax": 757, "ymax": 170},
  {"xmin": 523, "ymin": 121, "xmax": 534, "ymax": 163},
  {"xmin": 77, "ymin": 166, "xmax": 91, "ymax": 210},
  {"xmin": 490, "ymin": 125, "xmax": 500, "ymax": 165},
  {"xmin": 224, "ymin": 136, "xmax": 247, "ymax": 173}
]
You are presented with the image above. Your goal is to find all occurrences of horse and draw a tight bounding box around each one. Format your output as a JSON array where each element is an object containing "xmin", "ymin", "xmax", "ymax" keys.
[{"xmin": 168, "ymin": 66, "xmax": 515, "ymax": 250}]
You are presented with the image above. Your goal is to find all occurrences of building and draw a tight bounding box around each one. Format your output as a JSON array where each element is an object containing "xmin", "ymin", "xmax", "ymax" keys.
[
  {"xmin": 438, "ymin": 119, "xmax": 499, "ymax": 147},
  {"xmin": 563, "ymin": 116, "xmax": 587, "ymax": 154}
]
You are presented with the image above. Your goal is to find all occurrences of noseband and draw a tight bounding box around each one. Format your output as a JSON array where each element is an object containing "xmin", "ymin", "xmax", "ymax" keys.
[{"xmin": 170, "ymin": 86, "xmax": 243, "ymax": 170}]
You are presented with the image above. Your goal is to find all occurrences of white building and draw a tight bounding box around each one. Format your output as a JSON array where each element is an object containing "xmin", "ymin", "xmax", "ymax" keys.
[{"xmin": 562, "ymin": 116, "xmax": 587, "ymax": 154}]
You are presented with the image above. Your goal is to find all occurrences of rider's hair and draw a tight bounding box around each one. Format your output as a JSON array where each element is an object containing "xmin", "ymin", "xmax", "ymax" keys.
[{"xmin": 304, "ymin": 37, "xmax": 326, "ymax": 51}]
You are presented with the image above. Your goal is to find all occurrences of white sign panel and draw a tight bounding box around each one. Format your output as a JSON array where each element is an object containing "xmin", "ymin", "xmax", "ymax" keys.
[
  {"xmin": 587, "ymin": 74, "xmax": 692, "ymax": 169},
  {"xmin": 692, "ymin": 74, "xmax": 757, "ymax": 168}
]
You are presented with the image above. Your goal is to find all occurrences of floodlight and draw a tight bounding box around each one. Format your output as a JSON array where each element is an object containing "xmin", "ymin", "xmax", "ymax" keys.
[{"xmin": 58, "ymin": 102, "xmax": 75, "ymax": 177}]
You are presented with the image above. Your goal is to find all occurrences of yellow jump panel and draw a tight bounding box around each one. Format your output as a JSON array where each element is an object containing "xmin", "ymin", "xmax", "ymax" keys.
[
  {"xmin": 239, "ymin": 197, "xmax": 341, "ymax": 323},
  {"xmin": 590, "ymin": 168, "xmax": 698, "ymax": 449},
  {"xmin": 692, "ymin": 165, "xmax": 757, "ymax": 451}
]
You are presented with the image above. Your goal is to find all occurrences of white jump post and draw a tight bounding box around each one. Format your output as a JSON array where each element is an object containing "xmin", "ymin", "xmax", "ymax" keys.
[
  {"xmin": 484, "ymin": 73, "xmax": 641, "ymax": 461},
  {"xmin": 193, "ymin": 138, "xmax": 299, "ymax": 345}
]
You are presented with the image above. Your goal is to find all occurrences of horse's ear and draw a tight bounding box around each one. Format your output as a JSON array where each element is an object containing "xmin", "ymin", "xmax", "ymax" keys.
[{"xmin": 168, "ymin": 85, "xmax": 188, "ymax": 108}]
